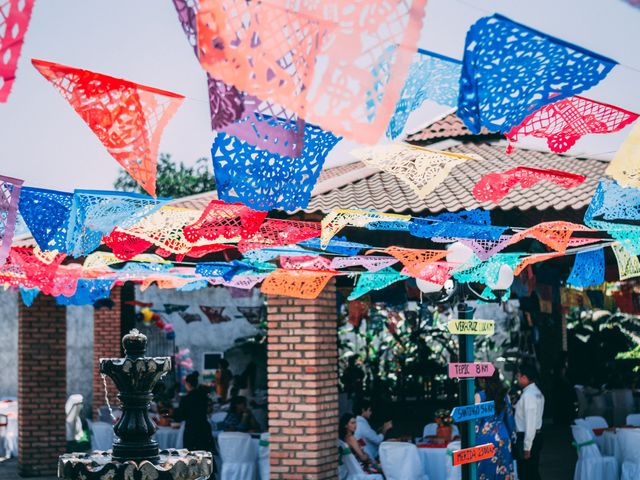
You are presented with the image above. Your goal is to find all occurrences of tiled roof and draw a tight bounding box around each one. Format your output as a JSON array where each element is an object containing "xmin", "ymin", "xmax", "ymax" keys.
[
  {"xmin": 302, "ymin": 141, "xmax": 607, "ymax": 214},
  {"xmin": 406, "ymin": 111, "xmax": 498, "ymax": 144}
]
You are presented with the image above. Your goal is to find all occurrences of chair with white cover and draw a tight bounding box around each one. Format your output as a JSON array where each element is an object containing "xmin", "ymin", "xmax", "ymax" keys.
[
  {"xmin": 379, "ymin": 442, "xmax": 429, "ymax": 480},
  {"xmin": 571, "ymin": 425, "xmax": 618, "ymax": 480},
  {"xmin": 90, "ymin": 421, "xmax": 115, "ymax": 451},
  {"xmin": 618, "ymin": 428, "xmax": 640, "ymax": 480},
  {"xmin": 611, "ymin": 390, "xmax": 635, "ymax": 426},
  {"xmin": 258, "ymin": 432, "xmax": 269, "ymax": 480},
  {"xmin": 626, "ymin": 413, "xmax": 640, "ymax": 426},
  {"xmin": 574, "ymin": 418, "xmax": 603, "ymax": 450},
  {"xmin": 584, "ymin": 416, "xmax": 608, "ymax": 429},
  {"xmin": 211, "ymin": 412, "xmax": 228, "ymax": 431},
  {"xmin": 445, "ymin": 441, "xmax": 461, "ymax": 480},
  {"xmin": 337, "ymin": 439, "xmax": 383, "ymax": 480},
  {"xmin": 65, "ymin": 394, "xmax": 84, "ymax": 442},
  {"xmin": 217, "ymin": 432, "xmax": 257, "ymax": 480}
]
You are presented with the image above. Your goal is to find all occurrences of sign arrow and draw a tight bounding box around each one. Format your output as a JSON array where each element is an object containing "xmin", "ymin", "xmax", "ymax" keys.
[
  {"xmin": 451, "ymin": 401, "xmax": 495, "ymax": 423},
  {"xmin": 452, "ymin": 443, "xmax": 496, "ymax": 466},
  {"xmin": 447, "ymin": 319, "xmax": 495, "ymax": 335},
  {"xmin": 448, "ymin": 362, "xmax": 495, "ymax": 378}
]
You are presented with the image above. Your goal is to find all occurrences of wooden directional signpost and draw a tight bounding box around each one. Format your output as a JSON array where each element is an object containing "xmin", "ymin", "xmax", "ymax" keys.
[
  {"xmin": 453, "ymin": 443, "xmax": 497, "ymax": 466},
  {"xmin": 451, "ymin": 401, "xmax": 495, "ymax": 423},
  {"xmin": 447, "ymin": 319, "xmax": 495, "ymax": 335},
  {"xmin": 448, "ymin": 362, "xmax": 495, "ymax": 378},
  {"xmin": 450, "ymin": 310, "xmax": 496, "ymax": 480}
]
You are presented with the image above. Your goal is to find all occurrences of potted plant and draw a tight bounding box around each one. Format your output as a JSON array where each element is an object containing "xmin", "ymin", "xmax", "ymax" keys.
[{"xmin": 434, "ymin": 408, "xmax": 454, "ymax": 442}]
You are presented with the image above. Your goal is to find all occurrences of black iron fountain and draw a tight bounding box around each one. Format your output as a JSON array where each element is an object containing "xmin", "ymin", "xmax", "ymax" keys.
[{"xmin": 58, "ymin": 329, "xmax": 212, "ymax": 480}]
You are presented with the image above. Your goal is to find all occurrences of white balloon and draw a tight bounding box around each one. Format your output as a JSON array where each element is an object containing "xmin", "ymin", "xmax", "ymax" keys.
[
  {"xmin": 416, "ymin": 278, "xmax": 442, "ymax": 294},
  {"xmin": 446, "ymin": 242, "xmax": 474, "ymax": 265},
  {"xmin": 488, "ymin": 265, "xmax": 514, "ymax": 291}
]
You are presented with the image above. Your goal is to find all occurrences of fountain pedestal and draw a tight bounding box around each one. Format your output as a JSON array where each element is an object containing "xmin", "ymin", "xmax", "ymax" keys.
[{"xmin": 58, "ymin": 330, "xmax": 212, "ymax": 480}]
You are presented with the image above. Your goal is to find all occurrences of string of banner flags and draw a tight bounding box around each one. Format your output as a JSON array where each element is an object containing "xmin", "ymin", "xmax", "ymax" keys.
[{"xmin": 1, "ymin": 1, "xmax": 640, "ymax": 307}]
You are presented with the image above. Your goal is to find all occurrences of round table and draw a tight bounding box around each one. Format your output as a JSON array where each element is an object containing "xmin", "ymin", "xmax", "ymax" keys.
[
  {"xmin": 417, "ymin": 444, "xmax": 452, "ymax": 480},
  {"xmin": 155, "ymin": 426, "xmax": 182, "ymax": 449},
  {"xmin": 0, "ymin": 401, "xmax": 18, "ymax": 458}
]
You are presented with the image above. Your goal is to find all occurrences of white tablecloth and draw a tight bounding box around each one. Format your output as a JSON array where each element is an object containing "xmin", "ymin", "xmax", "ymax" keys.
[
  {"xmin": 601, "ymin": 428, "xmax": 640, "ymax": 464},
  {"xmin": 155, "ymin": 426, "xmax": 182, "ymax": 449},
  {"xmin": 418, "ymin": 446, "xmax": 450, "ymax": 480},
  {"xmin": 0, "ymin": 401, "xmax": 18, "ymax": 458}
]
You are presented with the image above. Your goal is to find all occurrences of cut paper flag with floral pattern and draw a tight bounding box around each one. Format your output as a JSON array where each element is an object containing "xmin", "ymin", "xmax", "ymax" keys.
[
  {"xmin": 103, "ymin": 230, "xmax": 153, "ymax": 261},
  {"xmin": 473, "ymin": 167, "xmax": 586, "ymax": 204},
  {"xmin": 18, "ymin": 187, "xmax": 73, "ymax": 252},
  {"xmin": 32, "ymin": 59, "xmax": 185, "ymax": 196},
  {"xmin": 321, "ymin": 209, "xmax": 411, "ymax": 247},
  {"xmin": 200, "ymin": 306, "xmax": 231, "ymax": 324},
  {"xmin": 406, "ymin": 261, "xmax": 454, "ymax": 285},
  {"xmin": 510, "ymin": 221, "xmax": 592, "ymax": 254},
  {"xmin": 183, "ymin": 200, "xmax": 267, "ymax": 243},
  {"xmin": 261, "ymin": 269, "xmax": 335, "ymax": 299},
  {"xmin": 330, "ymin": 256, "xmax": 398, "ymax": 272},
  {"xmin": 386, "ymin": 50, "xmax": 462, "ymax": 139},
  {"xmin": 280, "ymin": 255, "xmax": 332, "ymax": 271},
  {"xmin": 237, "ymin": 306, "xmax": 265, "ymax": 325},
  {"xmin": 353, "ymin": 144, "xmax": 481, "ymax": 198},
  {"xmin": 458, "ymin": 14, "xmax": 616, "ymax": 135},
  {"xmin": 381, "ymin": 246, "xmax": 448, "ymax": 278},
  {"xmin": 566, "ymin": 248, "xmax": 604, "ymax": 288},
  {"xmin": 409, "ymin": 209, "xmax": 507, "ymax": 241},
  {"xmin": 606, "ymin": 121, "xmax": 640, "ymax": 188},
  {"xmin": 242, "ymin": 245, "xmax": 314, "ymax": 263},
  {"xmin": 612, "ymin": 243, "xmax": 640, "ymax": 281},
  {"xmin": 238, "ymin": 219, "xmax": 320, "ymax": 253},
  {"xmin": 458, "ymin": 236, "xmax": 512, "ymax": 262},
  {"xmin": 19, "ymin": 286, "xmax": 39, "ymax": 307},
  {"xmin": 0, "ymin": 175, "xmax": 22, "ymax": 266},
  {"xmin": 348, "ymin": 267, "xmax": 408, "ymax": 301},
  {"xmin": 196, "ymin": 0, "xmax": 427, "ymax": 143},
  {"xmin": 55, "ymin": 279, "xmax": 115, "ymax": 306},
  {"xmin": 514, "ymin": 252, "xmax": 563, "ymax": 276},
  {"xmin": 171, "ymin": 0, "xmax": 306, "ymax": 157},
  {"xmin": 505, "ymin": 96, "xmax": 638, "ymax": 154},
  {"xmin": 299, "ymin": 236, "xmax": 371, "ymax": 256},
  {"xmin": 65, "ymin": 190, "xmax": 168, "ymax": 258},
  {"xmin": 453, "ymin": 253, "xmax": 522, "ymax": 285},
  {"xmin": 212, "ymin": 123, "xmax": 340, "ymax": 211},
  {"xmin": 0, "ymin": 0, "xmax": 35, "ymax": 102},
  {"xmin": 110, "ymin": 207, "xmax": 223, "ymax": 257}
]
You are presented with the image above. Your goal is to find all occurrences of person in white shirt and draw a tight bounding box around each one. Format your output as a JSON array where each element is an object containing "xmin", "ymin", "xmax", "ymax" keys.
[
  {"xmin": 514, "ymin": 364, "xmax": 545, "ymax": 480},
  {"xmin": 354, "ymin": 400, "xmax": 392, "ymax": 460}
]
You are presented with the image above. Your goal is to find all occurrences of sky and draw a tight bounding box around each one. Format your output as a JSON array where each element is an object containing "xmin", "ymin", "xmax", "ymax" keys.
[{"xmin": 1, "ymin": 0, "xmax": 639, "ymax": 192}]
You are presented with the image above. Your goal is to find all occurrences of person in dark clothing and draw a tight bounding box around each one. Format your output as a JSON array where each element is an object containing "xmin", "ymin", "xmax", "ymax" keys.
[
  {"xmin": 178, "ymin": 372, "xmax": 214, "ymax": 452},
  {"xmin": 221, "ymin": 396, "xmax": 260, "ymax": 432}
]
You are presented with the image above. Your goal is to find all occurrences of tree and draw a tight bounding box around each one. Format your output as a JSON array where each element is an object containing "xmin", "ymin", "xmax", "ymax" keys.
[{"xmin": 114, "ymin": 154, "xmax": 216, "ymax": 198}]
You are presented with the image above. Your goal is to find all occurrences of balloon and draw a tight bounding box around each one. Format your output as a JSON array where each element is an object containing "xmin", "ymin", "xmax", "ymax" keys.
[
  {"xmin": 446, "ymin": 242, "xmax": 474, "ymax": 265},
  {"xmin": 487, "ymin": 265, "xmax": 514, "ymax": 291},
  {"xmin": 141, "ymin": 307, "xmax": 153, "ymax": 323},
  {"xmin": 416, "ymin": 278, "xmax": 443, "ymax": 294},
  {"xmin": 155, "ymin": 319, "xmax": 166, "ymax": 329},
  {"xmin": 166, "ymin": 331, "xmax": 176, "ymax": 340},
  {"xmin": 163, "ymin": 323, "xmax": 174, "ymax": 332}
]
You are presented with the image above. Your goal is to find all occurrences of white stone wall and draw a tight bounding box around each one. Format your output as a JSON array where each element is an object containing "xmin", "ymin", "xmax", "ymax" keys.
[
  {"xmin": 66, "ymin": 305, "xmax": 94, "ymax": 414},
  {"xmin": 135, "ymin": 285, "xmax": 266, "ymax": 385},
  {"xmin": 0, "ymin": 289, "xmax": 18, "ymax": 398}
]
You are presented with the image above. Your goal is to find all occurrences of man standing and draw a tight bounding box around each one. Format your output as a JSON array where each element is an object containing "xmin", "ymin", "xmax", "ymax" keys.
[
  {"xmin": 515, "ymin": 364, "xmax": 545, "ymax": 480},
  {"xmin": 355, "ymin": 400, "xmax": 392, "ymax": 460}
]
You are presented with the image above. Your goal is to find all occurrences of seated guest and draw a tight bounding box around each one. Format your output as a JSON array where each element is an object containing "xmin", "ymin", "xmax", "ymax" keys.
[
  {"xmin": 355, "ymin": 400, "xmax": 392, "ymax": 460},
  {"xmin": 339, "ymin": 413, "xmax": 383, "ymax": 475},
  {"xmin": 221, "ymin": 396, "xmax": 259, "ymax": 432}
]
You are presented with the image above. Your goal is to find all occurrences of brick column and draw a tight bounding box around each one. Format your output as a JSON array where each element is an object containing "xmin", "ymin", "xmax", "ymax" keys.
[
  {"xmin": 266, "ymin": 280, "xmax": 339, "ymax": 480},
  {"xmin": 92, "ymin": 285, "xmax": 122, "ymax": 419},
  {"xmin": 18, "ymin": 294, "xmax": 66, "ymax": 477}
]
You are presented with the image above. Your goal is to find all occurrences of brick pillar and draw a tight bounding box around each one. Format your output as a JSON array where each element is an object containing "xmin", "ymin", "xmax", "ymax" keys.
[
  {"xmin": 92, "ymin": 285, "xmax": 122, "ymax": 419},
  {"xmin": 18, "ymin": 294, "xmax": 66, "ymax": 477},
  {"xmin": 266, "ymin": 280, "xmax": 339, "ymax": 480}
]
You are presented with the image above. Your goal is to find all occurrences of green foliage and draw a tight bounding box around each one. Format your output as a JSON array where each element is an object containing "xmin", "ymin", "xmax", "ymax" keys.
[{"xmin": 114, "ymin": 153, "xmax": 215, "ymax": 198}]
